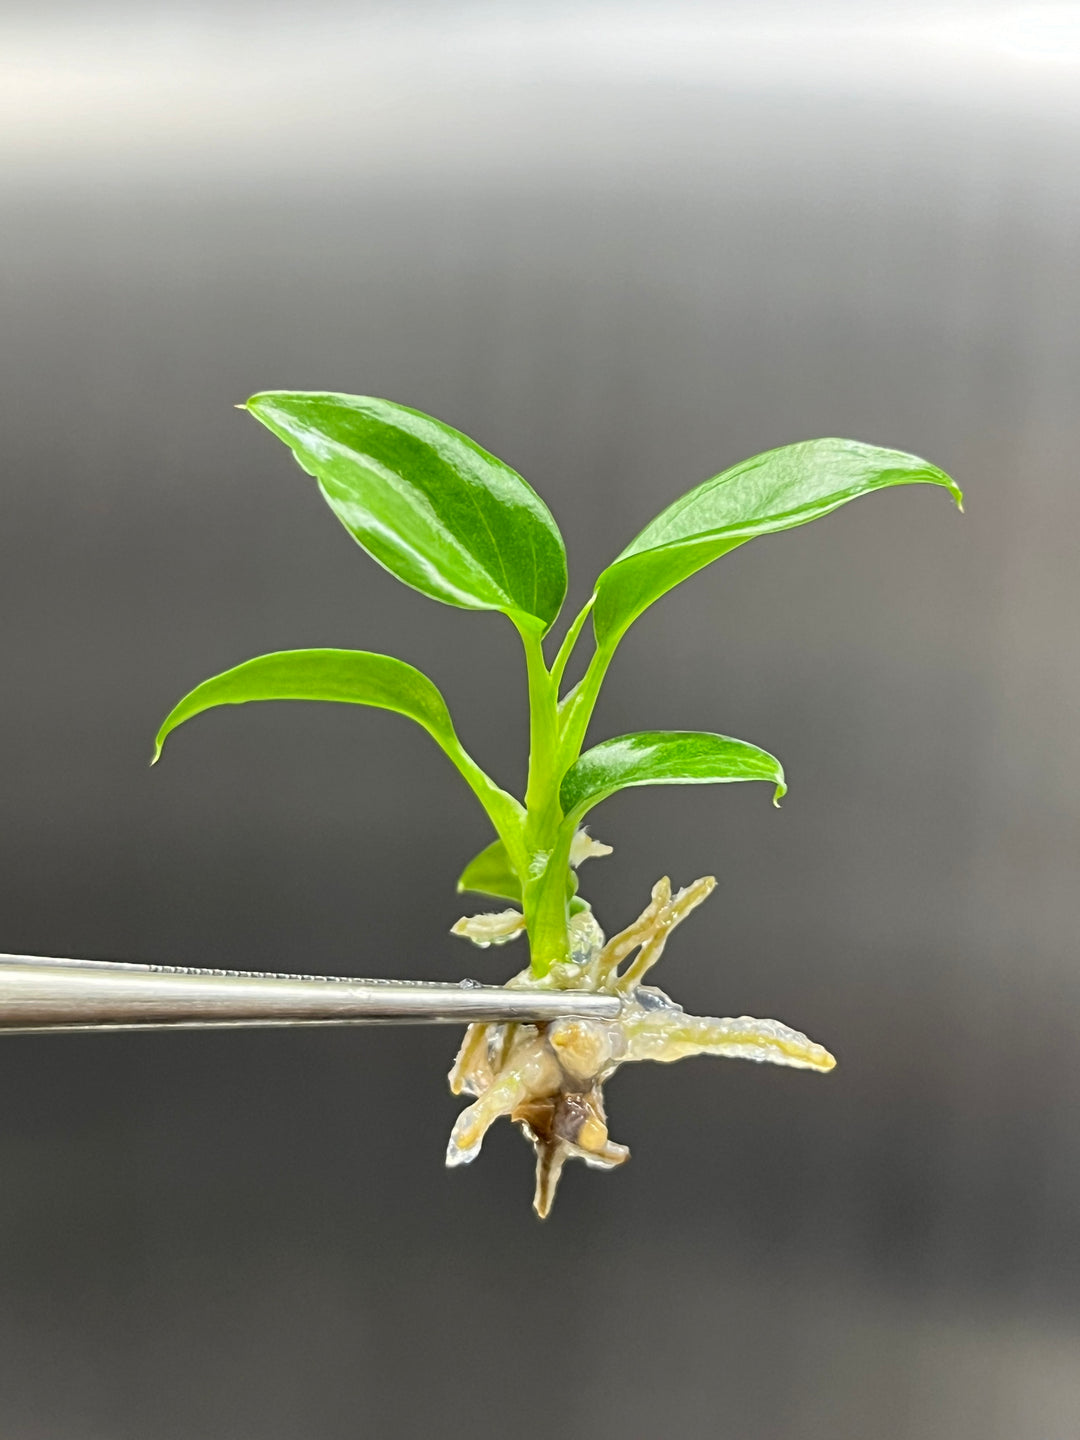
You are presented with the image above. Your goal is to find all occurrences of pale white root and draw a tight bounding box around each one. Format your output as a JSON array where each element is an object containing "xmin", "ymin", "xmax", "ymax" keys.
[
  {"xmin": 446, "ymin": 875, "xmax": 836, "ymax": 1216},
  {"xmin": 450, "ymin": 909, "xmax": 527, "ymax": 947},
  {"xmin": 569, "ymin": 829, "xmax": 614, "ymax": 866}
]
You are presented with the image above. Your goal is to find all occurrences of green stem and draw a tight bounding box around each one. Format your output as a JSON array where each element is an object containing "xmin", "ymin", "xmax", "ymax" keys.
[
  {"xmin": 514, "ymin": 621, "xmax": 581, "ymax": 972},
  {"xmin": 519, "ymin": 624, "xmax": 560, "ymax": 844},
  {"xmin": 522, "ymin": 819, "xmax": 578, "ymax": 976}
]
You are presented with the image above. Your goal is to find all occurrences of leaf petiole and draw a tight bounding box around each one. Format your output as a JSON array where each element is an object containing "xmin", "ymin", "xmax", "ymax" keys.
[
  {"xmin": 549, "ymin": 593, "xmax": 596, "ymax": 693},
  {"xmin": 556, "ymin": 635, "xmax": 616, "ymax": 768},
  {"xmin": 518, "ymin": 624, "xmax": 560, "ymax": 838},
  {"xmin": 440, "ymin": 736, "xmax": 528, "ymax": 870}
]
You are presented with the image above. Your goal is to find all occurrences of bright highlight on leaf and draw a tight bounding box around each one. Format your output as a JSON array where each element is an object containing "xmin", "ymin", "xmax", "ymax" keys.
[
  {"xmin": 560, "ymin": 731, "xmax": 786, "ymax": 821},
  {"xmin": 246, "ymin": 392, "xmax": 567, "ymax": 636},
  {"xmin": 154, "ymin": 391, "xmax": 961, "ymax": 1215},
  {"xmin": 593, "ymin": 437, "xmax": 962, "ymax": 647}
]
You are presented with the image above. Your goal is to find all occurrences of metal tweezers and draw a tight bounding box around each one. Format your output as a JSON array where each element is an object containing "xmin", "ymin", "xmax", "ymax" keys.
[{"xmin": 0, "ymin": 952, "xmax": 620, "ymax": 1035}]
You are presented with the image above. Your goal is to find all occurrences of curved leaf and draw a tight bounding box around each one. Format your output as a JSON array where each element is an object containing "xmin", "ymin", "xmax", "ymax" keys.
[
  {"xmin": 457, "ymin": 837, "xmax": 522, "ymax": 903},
  {"xmin": 560, "ymin": 731, "xmax": 786, "ymax": 819},
  {"xmin": 153, "ymin": 648, "xmax": 455, "ymax": 759},
  {"xmin": 152, "ymin": 649, "xmax": 525, "ymax": 844},
  {"xmin": 594, "ymin": 438, "xmax": 961, "ymax": 646},
  {"xmin": 246, "ymin": 392, "xmax": 567, "ymax": 635}
]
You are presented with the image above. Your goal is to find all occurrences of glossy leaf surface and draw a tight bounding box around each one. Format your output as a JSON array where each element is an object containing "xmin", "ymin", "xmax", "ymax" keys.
[
  {"xmin": 593, "ymin": 438, "xmax": 961, "ymax": 646},
  {"xmin": 560, "ymin": 731, "xmax": 786, "ymax": 819},
  {"xmin": 247, "ymin": 392, "xmax": 567, "ymax": 634},
  {"xmin": 153, "ymin": 648, "xmax": 459, "ymax": 760},
  {"xmin": 457, "ymin": 838, "xmax": 522, "ymax": 902}
]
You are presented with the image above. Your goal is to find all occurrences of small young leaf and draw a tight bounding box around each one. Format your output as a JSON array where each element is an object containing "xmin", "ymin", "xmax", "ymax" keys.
[
  {"xmin": 593, "ymin": 439, "xmax": 961, "ymax": 647},
  {"xmin": 560, "ymin": 731, "xmax": 786, "ymax": 820},
  {"xmin": 152, "ymin": 649, "xmax": 525, "ymax": 846},
  {"xmin": 246, "ymin": 392, "xmax": 567, "ymax": 635},
  {"xmin": 457, "ymin": 838, "xmax": 522, "ymax": 903}
]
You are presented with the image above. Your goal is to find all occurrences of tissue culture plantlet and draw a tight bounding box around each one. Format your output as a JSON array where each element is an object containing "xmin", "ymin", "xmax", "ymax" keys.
[{"xmin": 154, "ymin": 393, "xmax": 961, "ymax": 1216}]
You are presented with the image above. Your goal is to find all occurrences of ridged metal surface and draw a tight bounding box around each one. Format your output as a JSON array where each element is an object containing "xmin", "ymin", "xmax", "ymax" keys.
[{"xmin": 0, "ymin": 954, "xmax": 619, "ymax": 1031}]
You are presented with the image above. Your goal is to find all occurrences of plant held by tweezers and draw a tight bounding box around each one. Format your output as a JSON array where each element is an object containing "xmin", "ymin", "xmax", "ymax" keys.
[{"xmin": 154, "ymin": 393, "xmax": 960, "ymax": 1215}]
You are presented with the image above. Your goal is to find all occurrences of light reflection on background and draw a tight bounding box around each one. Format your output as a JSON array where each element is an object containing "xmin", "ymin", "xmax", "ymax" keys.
[
  {"xmin": 1, "ymin": 4, "xmax": 1079, "ymax": 1437},
  {"xmin": 3, "ymin": 5, "xmax": 1080, "ymax": 178}
]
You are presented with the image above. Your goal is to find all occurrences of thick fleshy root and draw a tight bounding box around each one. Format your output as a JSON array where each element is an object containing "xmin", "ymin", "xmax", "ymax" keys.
[{"xmin": 447, "ymin": 875, "xmax": 836, "ymax": 1215}]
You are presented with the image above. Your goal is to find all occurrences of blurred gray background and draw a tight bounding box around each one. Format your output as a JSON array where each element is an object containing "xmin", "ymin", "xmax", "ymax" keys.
[{"xmin": 2, "ymin": 2, "xmax": 1079, "ymax": 1436}]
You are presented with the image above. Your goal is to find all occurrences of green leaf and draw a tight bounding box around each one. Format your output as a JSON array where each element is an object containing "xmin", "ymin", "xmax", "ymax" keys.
[
  {"xmin": 152, "ymin": 649, "xmax": 526, "ymax": 846},
  {"xmin": 246, "ymin": 392, "xmax": 567, "ymax": 635},
  {"xmin": 153, "ymin": 648, "xmax": 455, "ymax": 759},
  {"xmin": 560, "ymin": 731, "xmax": 786, "ymax": 820},
  {"xmin": 457, "ymin": 838, "xmax": 522, "ymax": 903},
  {"xmin": 594, "ymin": 438, "xmax": 961, "ymax": 647}
]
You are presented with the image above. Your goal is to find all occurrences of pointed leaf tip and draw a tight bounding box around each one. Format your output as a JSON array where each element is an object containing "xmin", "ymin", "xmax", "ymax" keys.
[
  {"xmin": 560, "ymin": 731, "xmax": 786, "ymax": 821},
  {"xmin": 151, "ymin": 648, "xmax": 524, "ymax": 846},
  {"xmin": 153, "ymin": 648, "xmax": 460, "ymax": 754},
  {"xmin": 593, "ymin": 439, "xmax": 963, "ymax": 647}
]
